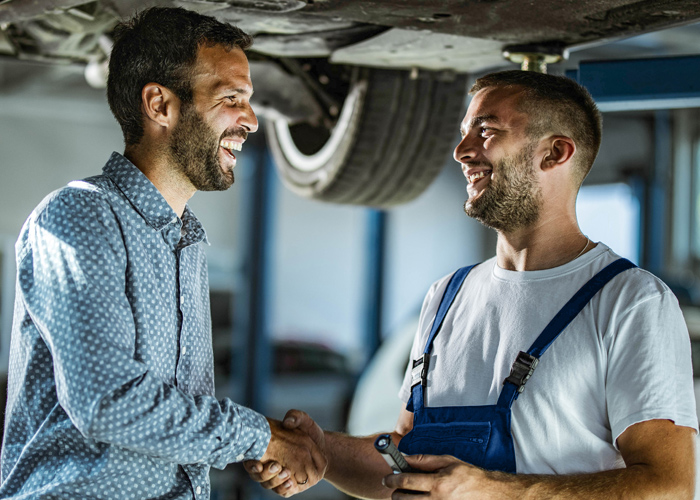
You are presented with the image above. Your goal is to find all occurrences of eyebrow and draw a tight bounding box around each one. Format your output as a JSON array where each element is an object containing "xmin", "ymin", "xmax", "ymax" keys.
[
  {"xmin": 212, "ymin": 79, "xmax": 253, "ymax": 96},
  {"xmin": 461, "ymin": 114, "xmax": 501, "ymax": 135},
  {"xmin": 219, "ymin": 87, "xmax": 253, "ymax": 96},
  {"xmin": 467, "ymin": 114, "xmax": 501, "ymax": 130}
]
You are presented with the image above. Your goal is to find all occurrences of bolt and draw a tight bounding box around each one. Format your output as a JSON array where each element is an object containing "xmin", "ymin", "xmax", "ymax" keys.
[{"xmin": 502, "ymin": 45, "xmax": 567, "ymax": 74}]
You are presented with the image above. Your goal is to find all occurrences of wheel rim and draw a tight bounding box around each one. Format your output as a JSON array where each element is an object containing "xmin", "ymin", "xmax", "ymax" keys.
[{"xmin": 271, "ymin": 80, "xmax": 367, "ymax": 173}]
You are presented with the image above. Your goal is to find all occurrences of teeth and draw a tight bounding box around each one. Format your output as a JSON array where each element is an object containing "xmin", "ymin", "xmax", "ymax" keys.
[
  {"xmin": 468, "ymin": 171, "xmax": 491, "ymax": 184},
  {"xmin": 220, "ymin": 140, "xmax": 243, "ymax": 152}
]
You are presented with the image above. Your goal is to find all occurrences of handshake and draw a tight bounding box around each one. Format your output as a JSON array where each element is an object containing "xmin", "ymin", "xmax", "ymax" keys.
[{"xmin": 244, "ymin": 409, "xmax": 327, "ymax": 497}]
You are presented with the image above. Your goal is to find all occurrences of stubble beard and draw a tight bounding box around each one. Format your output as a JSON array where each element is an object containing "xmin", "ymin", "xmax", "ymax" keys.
[
  {"xmin": 463, "ymin": 143, "xmax": 542, "ymax": 233},
  {"xmin": 168, "ymin": 102, "xmax": 233, "ymax": 192}
]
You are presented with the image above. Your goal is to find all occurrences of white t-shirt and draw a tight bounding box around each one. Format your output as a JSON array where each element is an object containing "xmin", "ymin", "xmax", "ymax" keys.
[{"xmin": 399, "ymin": 243, "xmax": 698, "ymax": 474}]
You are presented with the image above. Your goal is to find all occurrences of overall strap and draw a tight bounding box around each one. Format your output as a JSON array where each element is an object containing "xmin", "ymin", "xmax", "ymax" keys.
[
  {"xmin": 408, "ymin": 264, "xmax": 478, "ymax": 412},
  {"xmin": 498, "ymin": 258, "xmax": 637, "ymax": 408}
]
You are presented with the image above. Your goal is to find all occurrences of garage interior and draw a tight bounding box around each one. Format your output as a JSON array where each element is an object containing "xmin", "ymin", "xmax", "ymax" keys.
[{"xmin": 1, "ymin": 1, "xmax": 700, "ymax": 499}]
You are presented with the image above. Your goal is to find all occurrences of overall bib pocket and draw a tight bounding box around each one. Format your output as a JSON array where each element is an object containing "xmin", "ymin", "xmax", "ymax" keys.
[{"xmin": 401, "ymin": 421, "xmax": 491, "ymax": 465}]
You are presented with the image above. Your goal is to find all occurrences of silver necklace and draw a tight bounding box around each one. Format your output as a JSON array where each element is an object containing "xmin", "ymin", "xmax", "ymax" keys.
[{"xmin": 573, "ymin": 236, "xmax": 590, "ymax": 260}]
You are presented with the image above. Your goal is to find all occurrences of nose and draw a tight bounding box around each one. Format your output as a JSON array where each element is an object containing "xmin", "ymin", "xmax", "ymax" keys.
[
  {"xmin": 240, "ymin": 103, "xmax": 259, "ymax": 133},
  {"xmin": 453, "ymin": 133, "xmax": 478, "ymax": 164}
]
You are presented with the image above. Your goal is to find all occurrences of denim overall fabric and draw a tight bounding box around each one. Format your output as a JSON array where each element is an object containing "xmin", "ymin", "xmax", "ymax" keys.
[{"xmin": 399, "ymin": 258, "xmax": 637, "ymax": 473}]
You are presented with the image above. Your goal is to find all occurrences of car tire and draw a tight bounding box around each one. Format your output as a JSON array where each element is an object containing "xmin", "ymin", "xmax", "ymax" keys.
[{"xmin": 266, "ymin": 67, "xmax": 468, "ymax": 207}]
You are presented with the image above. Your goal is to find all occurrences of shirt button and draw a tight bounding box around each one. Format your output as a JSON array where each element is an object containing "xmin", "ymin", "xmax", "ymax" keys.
[
  {"xmin": 180, "ymin": 295, "xmax": 185, "ymax": 305},
  {"xmin": 196, "ymin": 486, "xmax": 202, "ymax": 495},
  {"xmin": 181, "ymin": 346, "xmax": 187, "ymax": 356}
]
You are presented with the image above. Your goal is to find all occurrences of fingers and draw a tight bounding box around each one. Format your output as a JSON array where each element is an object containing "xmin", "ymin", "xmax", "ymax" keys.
[
  {"xmin": 383, "ymin": 472, "xmax": 432, "ymax": 494},
  {"xmin": 296, "ymin": 450, "xmax": 325, "ymax": 490},
  {"xmin": 244, "ymin": 460, "xmax": 281, "ymax": 481},
  {"xmin": 282, "ymin": 409, "xmax": 307, "ymax": 429},
  {"xmin": 257, "ymin": 412, "xmax": 327, "ymax": 496},
  {"xmin": 279, "ymin": 410, "xmax": 328, "ymax": 485},
  {"xmin": 243, "ymin": 460, "xmax": 263, "ymax": 476},
  {"xmin": 392, "ymin": 489, "xmax": 429, "ymax": 500},
  {"xmin": 260, "ymin": 470, "xmax": 294, "ymax": 492},
  {"xmin": 272, "ymin": 480, "xmax": 300, "ymax": 498},
  {"xmin": 306, "ymin": 437, "xmax": 328, "ymax": 483},
  {"xmin": 284, "ymin": 409, "xmax": 327, "ymax": 476},
  {"xmin": 244, "ymin": 460, "xmax": 297, "ymax": 497}
]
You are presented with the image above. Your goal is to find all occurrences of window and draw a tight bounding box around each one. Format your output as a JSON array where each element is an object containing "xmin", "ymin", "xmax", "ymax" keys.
[{"xmin": 577, "ymin": 182, "xmax": 641, "ymax": 263}]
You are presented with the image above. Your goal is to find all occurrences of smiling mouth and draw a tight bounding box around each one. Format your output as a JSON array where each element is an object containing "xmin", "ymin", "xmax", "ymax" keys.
[
  {"xmin": 468, "ymin": 170, "xmax": 492, "ymax": 184},
  {"xmin": 220, "ymin": 139, "xmax": 242, "ymax": 153},
  {"xmin": 219, "ymin": 140, "xmax": 243, "ymax": 167}
]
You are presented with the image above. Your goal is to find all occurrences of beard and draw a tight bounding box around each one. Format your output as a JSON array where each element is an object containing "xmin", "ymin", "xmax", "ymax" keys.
[
  {"xmin": 463, "ymin": 142, "xmax": 542, "ymax": 233},
  {"xmin": 168, "ymin": 102, "xmax": 235, "ymax": 192}
]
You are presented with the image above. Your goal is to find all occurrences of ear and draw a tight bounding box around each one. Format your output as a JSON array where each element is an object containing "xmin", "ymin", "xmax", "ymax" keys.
[
  {"xmin": 141, "ymin": 83, "xmax": 180, "ymax": 130},
  {"xmin": 541, "ymin": 136, "xmax": 576, "ymax": 171}
]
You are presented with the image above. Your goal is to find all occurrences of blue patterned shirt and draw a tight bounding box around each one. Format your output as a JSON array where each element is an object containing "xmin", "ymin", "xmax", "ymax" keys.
[{"xmin": 1, "ymin": 152, "xmax": 271, "ymax": 499}]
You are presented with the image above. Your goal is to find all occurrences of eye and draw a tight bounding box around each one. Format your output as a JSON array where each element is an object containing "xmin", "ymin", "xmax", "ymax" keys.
[{"xmin": 480, "ymin": 127, "xmax": 494, "ymax": 137}]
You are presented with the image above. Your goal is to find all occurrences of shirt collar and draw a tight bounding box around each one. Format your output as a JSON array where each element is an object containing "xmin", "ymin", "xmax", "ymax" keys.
[
  {"xmin": 103, "ymin": 152, "xmax": 208, "ymax": 246},
  {"xmin": 180, "ymin": 205, "xmax": 209, "ymax": 247}
]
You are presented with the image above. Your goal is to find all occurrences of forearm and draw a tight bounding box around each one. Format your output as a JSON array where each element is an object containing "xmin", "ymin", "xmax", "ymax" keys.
[
  {"xmin": 88, "ymin": 372, "xmax": 270, "ymax": 466},
  {"xmin": 491, "ymin": 465, "xmax": 693, "ymax": 500},
  {"xmin": 324, "ymin": 431, "xmax": 397, "ymax": 499}
]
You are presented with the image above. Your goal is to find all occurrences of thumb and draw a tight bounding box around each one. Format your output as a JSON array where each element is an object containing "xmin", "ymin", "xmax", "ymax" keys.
[
  {"xmin": 404, "ymin": 454, "xmax": 457, "ymax": 472},
  {"xmin": 282, "ymin": 409, "xmax": 307, "ymax": 429}
]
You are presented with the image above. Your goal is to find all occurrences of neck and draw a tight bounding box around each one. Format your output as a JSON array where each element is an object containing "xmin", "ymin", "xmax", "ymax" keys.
[
  {"xmin": 495, "ymin": 210, "xmax": 589, "ymax": 272},
  {"xmin": 124, "ymin": 143, "xmax": 195, "ymax": 218}
]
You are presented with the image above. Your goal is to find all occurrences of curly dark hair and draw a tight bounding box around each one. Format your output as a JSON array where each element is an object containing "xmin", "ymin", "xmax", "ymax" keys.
[
  {"xmin": 107, "ymin": 7, "xmax": 253, "ymax": 146},
  {"xmin": 470, "ymin": 71, "xmax": 602, "ymax": 187}
]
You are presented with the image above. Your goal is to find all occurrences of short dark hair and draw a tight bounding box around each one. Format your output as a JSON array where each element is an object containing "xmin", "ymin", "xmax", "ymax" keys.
[
  {"xmin": 470, "ymin": 71, "xmax": 602, "ymax": 187},
  {"xmin": 107, "ymin": 7, "xmax": 253, "ymax": 146}
]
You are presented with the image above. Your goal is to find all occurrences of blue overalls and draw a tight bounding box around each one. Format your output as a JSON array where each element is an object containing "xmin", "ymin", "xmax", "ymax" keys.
[{"xmin": 398, "ymin": 258, "xmax": 636, "ymax": 473}]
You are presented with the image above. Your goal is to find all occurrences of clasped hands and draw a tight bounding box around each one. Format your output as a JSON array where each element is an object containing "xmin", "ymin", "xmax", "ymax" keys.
[
  {"xmin": 245, "ymin": 410, "xmax": 499, "ymax": 499},
  {"xmin": 244, "ymin": 410, "xmax": 327, "ymax": 497}
]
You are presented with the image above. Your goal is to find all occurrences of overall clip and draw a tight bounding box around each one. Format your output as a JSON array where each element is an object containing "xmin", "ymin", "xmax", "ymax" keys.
[
  {"xmin": 504, "ymin": 351, "xmax": 539, "ymax": 393},
  {"xmin": 410, "ymin": 353, "xmax": 430, "ymax": 388}
]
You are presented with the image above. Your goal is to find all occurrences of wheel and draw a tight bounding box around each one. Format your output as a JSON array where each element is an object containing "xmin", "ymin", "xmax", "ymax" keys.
[{"xmin": 265, "ymin": 64, "xmax": 468, "ymax": 207}]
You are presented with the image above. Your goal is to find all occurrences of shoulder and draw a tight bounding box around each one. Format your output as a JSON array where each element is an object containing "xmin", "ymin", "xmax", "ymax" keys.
[
  {"xmin": 19, "ymin": 175, "xmax": 125, "ymax": 257},
  {"xmin": 589, "ymin": 248, "xmax": 685, "ymax": 342},
  {"xmin": 29, "ymin": 175, "xmax": 118, "ymax": 228},
  {"xmin": 595, "ymin": 247, "xmax": 673, "ymax": 312},
  {"xmin": 422, "ymin": 259, "xmax": 494, "ymax": 310}
]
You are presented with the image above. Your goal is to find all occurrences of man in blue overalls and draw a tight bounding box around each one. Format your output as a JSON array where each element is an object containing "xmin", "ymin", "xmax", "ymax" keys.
[{"xmin": 247, "ymin": 70, "xmax": 698, "ymax": 499}]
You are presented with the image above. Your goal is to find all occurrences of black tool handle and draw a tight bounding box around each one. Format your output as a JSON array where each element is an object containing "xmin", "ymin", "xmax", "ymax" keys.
[{"xmin": 374, "ymin": 434, "xmax": 412, "ymax": 474}]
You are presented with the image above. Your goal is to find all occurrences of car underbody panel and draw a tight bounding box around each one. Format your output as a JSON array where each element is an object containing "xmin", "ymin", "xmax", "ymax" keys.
[{"xmin": 2, "ymin": 0, "xmax": 700, "ymax": 69}]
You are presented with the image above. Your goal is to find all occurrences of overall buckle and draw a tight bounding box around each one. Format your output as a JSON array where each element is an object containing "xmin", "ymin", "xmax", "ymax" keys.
[
  {"xmin": 504, "ymin": 351, "xmax": 539, "ymax": 393},
  {"xmin": 410, "ymin": 353, "xmax": 430, "ymax": 388}
]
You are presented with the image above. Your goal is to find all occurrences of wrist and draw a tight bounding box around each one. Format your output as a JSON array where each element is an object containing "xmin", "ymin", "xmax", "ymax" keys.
[{"xmin": 322, "ymin": 430, "xmax": 343, "ymax": 480}]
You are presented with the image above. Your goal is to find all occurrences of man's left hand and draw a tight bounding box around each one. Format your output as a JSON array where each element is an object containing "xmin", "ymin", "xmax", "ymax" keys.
[{"xmin": 383, "ymin": 454, "xmax": 500, "ymax": 499}]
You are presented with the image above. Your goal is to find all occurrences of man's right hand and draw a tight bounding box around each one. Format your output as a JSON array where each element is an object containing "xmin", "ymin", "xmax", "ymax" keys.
[{"xmin": 245, "ymin": 409, "xmax": 327, "ymax": 497}]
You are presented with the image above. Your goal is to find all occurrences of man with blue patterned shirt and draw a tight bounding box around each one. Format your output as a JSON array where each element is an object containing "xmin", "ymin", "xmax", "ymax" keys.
[{"xmin": 0, "ymin": 7, "xmax": 324, "ymax": 499}]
